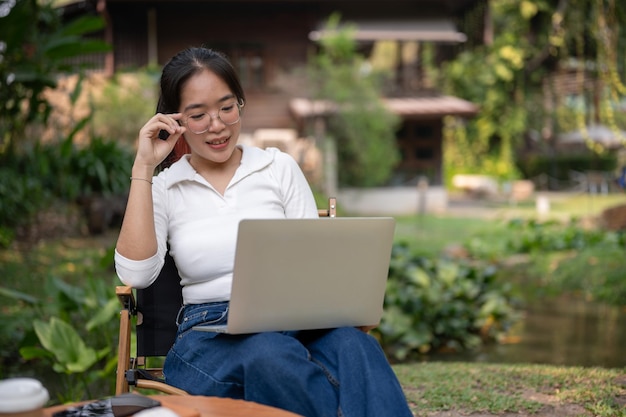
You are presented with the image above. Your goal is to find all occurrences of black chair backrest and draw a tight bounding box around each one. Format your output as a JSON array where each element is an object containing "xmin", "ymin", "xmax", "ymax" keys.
[{"xmin": 136, "ymin": 252, "xmax": 181, "ymax": 357}]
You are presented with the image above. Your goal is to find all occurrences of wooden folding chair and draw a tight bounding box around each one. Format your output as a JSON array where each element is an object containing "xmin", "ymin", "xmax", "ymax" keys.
[{"xmin": 115, "ymin": 197, "xmax": 337, "ymax": 395}]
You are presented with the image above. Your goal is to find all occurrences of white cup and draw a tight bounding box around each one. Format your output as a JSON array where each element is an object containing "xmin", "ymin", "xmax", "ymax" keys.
[{"xmin": 0, "ymin": 378, "xmax": 49, "ymax": 417}]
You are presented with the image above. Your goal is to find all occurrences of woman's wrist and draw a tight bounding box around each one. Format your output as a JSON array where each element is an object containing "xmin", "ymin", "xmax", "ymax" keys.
[{"xmin": 131, "ymin": 163, "xmax": 156, "ymax": 180}]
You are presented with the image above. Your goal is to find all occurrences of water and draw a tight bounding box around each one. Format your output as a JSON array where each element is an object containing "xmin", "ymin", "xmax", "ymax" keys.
[{"xmin": 428, "ymin": 295, "xmax": 626, "ymax": 369}]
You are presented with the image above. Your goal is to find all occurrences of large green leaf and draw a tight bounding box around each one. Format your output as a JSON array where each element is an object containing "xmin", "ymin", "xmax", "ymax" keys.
[
  {"xmin": 19, "ymin": 346, "xmax": 53, "ymax": 361},
  {"xmin": 33, "ymin": 317, "xmax": 98, "ymax": 374},
  {"xmin": 86, "ymin": 298, "xmax": 119, "ymax": 332},
  {"xmin": 45, "ymin": 39, "xmax": 111, "ymax": 60},
  {"xmin": 51, "ymin": 277, "xmax": 85, "ymax": 307},
  {"xmin": 60, "ymin": 15, "xmax": 106, "ymax": 36},
  {"xmin": 0, "ymin": 286, "xmax": 39, "ymax": 304}
]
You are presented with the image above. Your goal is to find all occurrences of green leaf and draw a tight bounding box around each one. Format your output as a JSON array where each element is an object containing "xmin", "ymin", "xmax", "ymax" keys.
[
  {"xmin": 33, "ymin": 317, "xmax": 99, "ymax": 374},
  {"xmin": 0, "ymin": 286, "xmax": 39, "ymax": 304},
  {"xmin": 67, "ymin": 115, "xmax": 92, "ymax": 142},
  {"xmin": 408, "ymin": 267, "xmax": 431, "ymax": 288},
  {"xmin": 69, "ymin": 74, "xmax": 84, "ymax": 106},
  {"xmin": 436, "ymin": 261, "xmax": 460, "ymax": 287},
  {"xmin": 86, "ymin": 298, "xmax": 119, "ymax": 331},
  {"xmin": 19, "ymin": 346, "xmax": 53, "ymax": 361},
  {"xmin": 45, "ymin": 40, "xmax": 111, "ymax": 60},
  {"xmin": 51, "ymin": 277, "xmax": 85, "ymax": 307},
  {"xmin": 60, "ymin": 16, "xmax": 106, "ymax": 36}
]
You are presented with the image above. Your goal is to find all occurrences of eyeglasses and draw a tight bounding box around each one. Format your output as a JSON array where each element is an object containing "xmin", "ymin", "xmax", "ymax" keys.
[{"xmin": 183, "ymin": 101, "xmax": 244, "ymax": 134}]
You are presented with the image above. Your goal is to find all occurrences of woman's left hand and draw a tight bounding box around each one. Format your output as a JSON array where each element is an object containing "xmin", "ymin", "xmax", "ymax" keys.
[{"xmin": 356, "ymin": 325, "xmax": 377, "ymax": 333}]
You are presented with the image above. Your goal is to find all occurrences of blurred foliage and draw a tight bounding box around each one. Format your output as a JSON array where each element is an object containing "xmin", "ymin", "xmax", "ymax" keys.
[
  {"xmin": 90, "ymin": 71, "xmax": 159, "ymax": 145},
  {"xmin": 502, "ymin": 217, "xmax": 617, "ymax": 253},
  {"xmin": 0, "ymin": 130, "xmax": 134, "ymax": 247},
  {"xmin": 441, "ymin": 0, "xmax": 626, "ymax": 184},
  {"xmin": 0, "ymin": 238, "xmax": 119, "ymax": 403},
  {"xmin": 379, "ymin": 213, "xmax": 626, "ymax": 361},
  {"xmin": 375, "ymin": 242, "xmax": 520, "ymax": 362},
  {"xmin": 0, "ymin": 0, "xmax": 110, "ymax": 153},
  {"xmin": 0, "ymin": 72, "xmax": 134, "ymax": 248},
  {"xmin": 464, "ymin": 216, "xmax": 626, "ymax": 306},
  {"xmin": 307, "ymin": 13, "xmax": 401, "ymax": 187},
  {"xmin": 516, "ymin": 153, "xmax": 618, "ymax": 182}
]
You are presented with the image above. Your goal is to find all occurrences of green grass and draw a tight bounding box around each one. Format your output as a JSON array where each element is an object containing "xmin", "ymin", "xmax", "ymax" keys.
[
  {"xmin": 485, "ymin": 193, "xmax": 626, "ymax": 221},
  {"xmin": 394, "ymin": 193, "xmax": 626, "ymax": 258},
  {"xmin": 393, "ymin": 214, "xmax": 507, "ymax": 257},
  {"xmin": 394, "ymin": 362, "xmax": 626, "ymax": 416}
]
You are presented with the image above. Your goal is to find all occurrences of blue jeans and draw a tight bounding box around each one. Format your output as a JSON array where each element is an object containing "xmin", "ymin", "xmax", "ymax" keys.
[{"xmin": 163, "ymin": 302, "xmax": 413, "ymax": 417}]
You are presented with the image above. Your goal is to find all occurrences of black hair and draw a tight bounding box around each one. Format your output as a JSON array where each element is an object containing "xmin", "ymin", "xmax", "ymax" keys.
[
  {"xmin": 157, "ymin": 46, "xmax": 245, "ymax": 114},
  {"xmin": 157, "ymin": 47, "xmax": 245, "ymax": 169}
]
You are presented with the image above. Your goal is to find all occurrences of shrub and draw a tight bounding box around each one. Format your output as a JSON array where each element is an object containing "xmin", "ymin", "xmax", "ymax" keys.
[
  {"xmin": 503, "ymin": 218, "xmax": 609, "ymax": 253},
  {"xmin": 376, "ymin": 242, "xmax": 520, "ymax": 362},
  {"xmin": 0, "ymin": 168, "xmax": 50, "ymax": 241},
  {"xmin": 91, "ymin": 71, "xmax": 158, "ymax": 146},
  {"xmin": 3, "ymin": 269, "xmax": 119, "ymax": 403},
  {"xmin": 464, "ymin": 217, "xmax": 626, "ymax": 307},
  {"xmin": 0, "ymin": 133, "xmax": 134, "ymax": 246},
  {"xmin": 516, "ymin": 153, "xmax": 618, "ymax": 185}
]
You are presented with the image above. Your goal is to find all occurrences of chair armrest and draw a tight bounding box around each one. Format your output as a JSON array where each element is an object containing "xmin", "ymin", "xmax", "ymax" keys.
[
  {"xmin": 116, "ymin": 285, "xmax": 136, "ymax": 313},
  {"xmin": 318, "ymin": 197, "xmax": 337, "ymax": 218}
]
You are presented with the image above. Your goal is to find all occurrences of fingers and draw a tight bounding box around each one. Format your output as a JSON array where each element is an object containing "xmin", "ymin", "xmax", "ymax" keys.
[
  {"xmin": 135, "ymin": 113, "xmax": 186, "ymax": 168},
  {"xmin": 147, "ymin": 113, "xmax": 184, "ymax": 141}
]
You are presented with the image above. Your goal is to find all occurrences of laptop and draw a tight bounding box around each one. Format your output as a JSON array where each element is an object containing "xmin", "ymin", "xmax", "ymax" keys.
[{"xmin": 192, "ymin": 217, "xmax": 395, "ymax": 334}]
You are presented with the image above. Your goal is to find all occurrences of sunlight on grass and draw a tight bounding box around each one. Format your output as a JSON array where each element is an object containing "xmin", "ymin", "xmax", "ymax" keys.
[
  {"xmin": 490, "ymin": 193, "xmax": 626, "ymax": 221},
  {"xmin": 394, "ymin": 362, "xmax": 626, "ymax": 415},
  {"xmin": 394, "ymin": 215, "xmax": 506, "ymax": 257},
  {"xmin": 393, "ymin": 193, "xmax": 626, "ymax": 258}
]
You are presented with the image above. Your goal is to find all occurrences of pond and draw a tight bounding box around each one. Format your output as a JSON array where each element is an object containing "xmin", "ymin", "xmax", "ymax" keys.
[{"xmin": 428, "ymin": 295, "xmax": 626, "ymax": 369}]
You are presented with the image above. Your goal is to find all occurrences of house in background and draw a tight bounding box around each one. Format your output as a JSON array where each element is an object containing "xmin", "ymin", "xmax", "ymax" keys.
[{"xmin": 63, "ymin": 0, "xmax": 487, "ymax": 214}]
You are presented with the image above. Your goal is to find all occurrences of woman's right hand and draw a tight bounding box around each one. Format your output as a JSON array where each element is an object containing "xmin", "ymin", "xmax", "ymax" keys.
[{"xmin": 134, "ymin": 113, "xmax": 186, "ymax": 170}]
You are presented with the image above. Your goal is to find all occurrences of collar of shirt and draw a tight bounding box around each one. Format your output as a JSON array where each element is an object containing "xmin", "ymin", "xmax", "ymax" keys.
[{"xmin": 163, "ymin": 144, "xmax": 274, "ymax": 189}]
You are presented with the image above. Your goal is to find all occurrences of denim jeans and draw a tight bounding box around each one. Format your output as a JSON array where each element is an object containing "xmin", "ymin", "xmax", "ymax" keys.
[{"xmin": 163, "ymin": 302, "xmax": 413, "ymax": 417}]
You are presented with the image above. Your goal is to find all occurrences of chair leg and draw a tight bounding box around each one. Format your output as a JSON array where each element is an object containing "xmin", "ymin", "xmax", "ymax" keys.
[{"xmin": 116, "ymin": 309, "xmax": 131, "ymax": 394}]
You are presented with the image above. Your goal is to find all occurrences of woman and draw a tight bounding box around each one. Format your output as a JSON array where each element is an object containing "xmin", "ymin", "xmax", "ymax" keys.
[{"xmin": 115, "ymin": 46, "xmax": 413, "ymax": 417}]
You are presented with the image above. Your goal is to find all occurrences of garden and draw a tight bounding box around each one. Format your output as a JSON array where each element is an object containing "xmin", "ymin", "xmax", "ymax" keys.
[
  {"xmin": 1, "ymin": 1, "xmax": 625, "ymax": 415},
  {"xmin": 2, "ymin": 180, "xmax": 626, "ymax": 417}
]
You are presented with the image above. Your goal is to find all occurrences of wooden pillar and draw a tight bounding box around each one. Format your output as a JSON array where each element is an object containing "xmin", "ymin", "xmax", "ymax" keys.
[
  {"xmin": 147, "ymin": 8, "xmax": 158, "ymax": 66},
  {"xmin": 313, "ymin": 106, "xmax": 337, "ymax": 197},
  {"xmin": 97, "ymin": 0, "xmax": 114, "ymax": 76}
]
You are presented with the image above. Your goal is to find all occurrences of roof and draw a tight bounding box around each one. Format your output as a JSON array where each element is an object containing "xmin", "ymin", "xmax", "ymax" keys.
[
  {"xmin": 289, "ymin": 96, "xmax": 479, "ymax": 119},
  {"xmin": 384, "ymin": 96, "xmax": 479, "ymax": 117},
  {"xmin": 309, "ymin": 19, "xmax": 468, "ymax": 43}
]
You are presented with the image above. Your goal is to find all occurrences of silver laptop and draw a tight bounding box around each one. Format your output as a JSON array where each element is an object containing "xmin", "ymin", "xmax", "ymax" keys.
[{"xmin": 192, "ymin": 217, "xmax": 395, "ymax": 334}]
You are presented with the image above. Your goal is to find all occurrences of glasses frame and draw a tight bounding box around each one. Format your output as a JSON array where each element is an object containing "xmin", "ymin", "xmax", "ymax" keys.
[{"xmin": 183, "ymin": 100, "xmax": 244, "ymax": 134}]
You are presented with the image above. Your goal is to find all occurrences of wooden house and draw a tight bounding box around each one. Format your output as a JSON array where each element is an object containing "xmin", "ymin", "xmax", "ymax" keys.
[{"xmin": 63, "ymin": 0, "xmax": 487, "ymax": 212}]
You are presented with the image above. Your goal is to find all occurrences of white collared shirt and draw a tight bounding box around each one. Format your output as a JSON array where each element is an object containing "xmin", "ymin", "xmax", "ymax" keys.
[{"xmin": 114, "ymin": 144, "xmax": 318, "ymax": 304}]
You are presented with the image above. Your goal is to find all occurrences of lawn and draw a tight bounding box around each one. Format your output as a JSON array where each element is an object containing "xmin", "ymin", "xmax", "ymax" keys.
[
  {"xmin": 393, "ymin": 214, "xmax": 508, "ymax": 258},
  {"xmin": 394, "ymin": 362, "xmax": 626, "ymax": 416},
  {"xmin": 393, "ymin": 192, "xmax": 626, "ymax": 258}
]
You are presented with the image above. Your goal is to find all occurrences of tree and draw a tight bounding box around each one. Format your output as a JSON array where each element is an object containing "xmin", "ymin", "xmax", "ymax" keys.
[
  {"xmin": 441, "ymin": 0, "xmax": 626, "ymax": 183},
  {"xmin": 0, "ymin": 0, "xmax": 110, "ymax": 154},
  {"xmin": 307, "ymin": 14, "xmax": 400, "ymax": 189}
]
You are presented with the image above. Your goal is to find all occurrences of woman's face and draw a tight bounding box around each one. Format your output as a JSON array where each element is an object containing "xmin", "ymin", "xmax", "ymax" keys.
[{"xmin": 178, "ymin": 68, "xmax": 242, "ymax": 166}]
